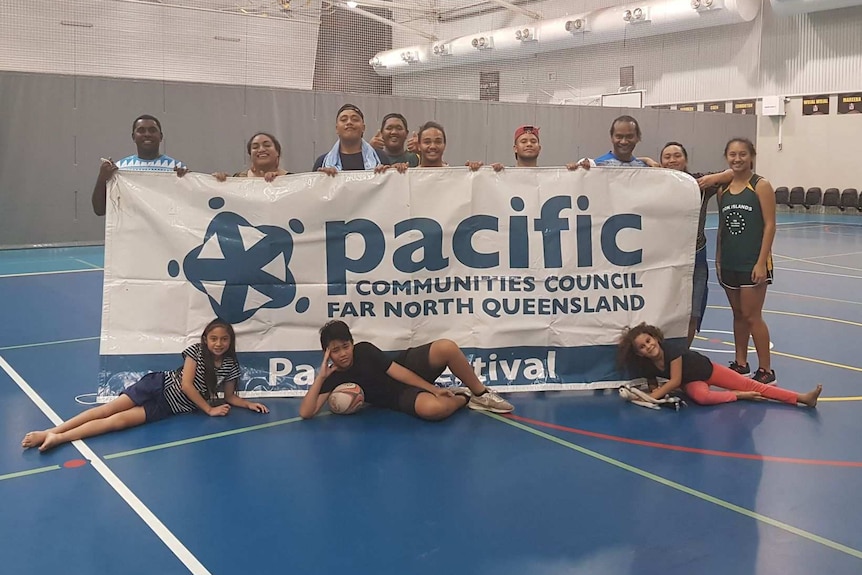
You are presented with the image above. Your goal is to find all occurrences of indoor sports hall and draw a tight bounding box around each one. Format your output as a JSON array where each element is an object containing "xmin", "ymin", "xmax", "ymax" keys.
[{"xmin": 2, "ymin": 2, "xmax": 861, "ymax": 574}]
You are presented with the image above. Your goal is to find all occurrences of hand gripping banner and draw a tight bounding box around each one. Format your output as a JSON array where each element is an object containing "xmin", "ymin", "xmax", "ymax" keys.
[{"xmin": 97, "ymin": 168, "xmax": 698, "ymax": 400}]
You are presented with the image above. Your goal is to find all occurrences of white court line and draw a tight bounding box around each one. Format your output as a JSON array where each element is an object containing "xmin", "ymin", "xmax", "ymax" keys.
[
  {"xmin": 0, "ymin": 355, "xmax": 211, "ymax": 575},
  {"xmin": 0, "ymin": 268, "xmax": 103, "ymax": 279},
  {"xmin": 706, "ymin": 224, "xmax": 825, "ymax": 232},
  {"xmin": 774, "ymin": 224, "xmax": 839, "ymax": 232},
  {"xmin": 704, "ymin": 221, "xmax": 862, "ymax": 231},
  {"xmin": 772, "ymin": 252, "xmax": 862, "ymax": 273},
  {"xmin": 796, "ymin": 250, "xmax": 862, "ymax": 261},
  {"xmin": 822, "ymin": 229, "xmax": 862, "ymax": 237},
  {"xmin": 707, "ymin": 281, "xmax": 862, "ymax": 306},
  {"xmin": 770, "ymin": 266, "xmax": 862, "ymax": 280},
  {"xmin": 71, "ymin": 257, "xmax": 103, "ymax": 270},
  {"xmin": 706, "ymin": 258, "xmax": 862, "ymax": 280},
  {"xmin": 772, "ymin": 222, "xmax": 862, "ymax": 236}
]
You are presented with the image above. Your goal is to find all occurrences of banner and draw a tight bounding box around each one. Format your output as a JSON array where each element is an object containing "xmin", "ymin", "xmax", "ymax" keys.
[{"xmin": 98, "ymin": 168, "xmax": 698, "ymax": 400}]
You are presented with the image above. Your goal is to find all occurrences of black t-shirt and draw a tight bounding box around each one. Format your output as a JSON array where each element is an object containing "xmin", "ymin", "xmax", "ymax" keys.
[
  {"xmin": 690, "ymin": 172, "xmax": 719, "ymax": 253},
  {"xmin": 641, "ymin": 346, "xmax": 714, "ymax": 385},
  {"xmin": 321, "ymin": 342, "xmax": 409, "ymax": 410},
  {"xmin": 312, "ymin": 151, "xmax": 367, "ymax": 171}
]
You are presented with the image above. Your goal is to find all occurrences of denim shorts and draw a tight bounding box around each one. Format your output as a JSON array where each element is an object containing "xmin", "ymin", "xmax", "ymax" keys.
[{"xmin": 121, "ymin": 372, "xmax": 173, "ymax": 422}]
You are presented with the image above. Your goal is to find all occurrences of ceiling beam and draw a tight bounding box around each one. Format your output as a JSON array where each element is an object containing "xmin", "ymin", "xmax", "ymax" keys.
[
  {"xmin": 485, "ymin": 0, "xmax": 541, "ymax": 20},
  {"xmin": 339, "ymin": 2, "xmax": 438, "ymax": 41}
]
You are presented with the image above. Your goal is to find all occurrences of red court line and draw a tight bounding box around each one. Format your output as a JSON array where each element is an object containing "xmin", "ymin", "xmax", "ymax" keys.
[{"xmin": 505, "ymin": 413, "xmax": 862, "ymax": 468}]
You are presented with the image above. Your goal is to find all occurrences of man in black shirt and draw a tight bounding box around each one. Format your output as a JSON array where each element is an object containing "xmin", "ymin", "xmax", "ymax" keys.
[
  {"xmin": 313, "ymin": 104, "xmax": 381, "ymax": 174},
  {"xmin": 299, "ymin": 321, "xmax": 514, "ymax": 420}
]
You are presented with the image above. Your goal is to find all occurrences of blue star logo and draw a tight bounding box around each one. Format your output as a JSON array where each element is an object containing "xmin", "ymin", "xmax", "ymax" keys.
[{"xmin": 168, "ymin": 197, "xmax": 309, "ymax": 324}]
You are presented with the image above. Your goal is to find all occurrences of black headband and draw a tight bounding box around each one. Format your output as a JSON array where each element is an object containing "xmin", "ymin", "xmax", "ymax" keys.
[{"xmin": 337, "ymin": 104, "xmax": 364, "ymax": 120}]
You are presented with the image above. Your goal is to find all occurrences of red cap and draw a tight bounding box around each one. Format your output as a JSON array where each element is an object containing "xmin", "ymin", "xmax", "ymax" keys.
[{"xmin": 514, "ymin": 125, "xmax": 540, "ymax": 142}]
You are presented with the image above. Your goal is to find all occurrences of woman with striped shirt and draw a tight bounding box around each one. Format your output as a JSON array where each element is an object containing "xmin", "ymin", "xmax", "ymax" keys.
[{"xmin": 22, "ymin": 319, "xmax": 267, "ymax": 453}]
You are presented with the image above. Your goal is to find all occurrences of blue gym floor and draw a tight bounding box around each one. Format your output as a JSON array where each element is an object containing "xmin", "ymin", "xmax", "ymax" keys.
[{"xmin": 2, "ymin": 214, "xmax": 861, "ymax": 575}]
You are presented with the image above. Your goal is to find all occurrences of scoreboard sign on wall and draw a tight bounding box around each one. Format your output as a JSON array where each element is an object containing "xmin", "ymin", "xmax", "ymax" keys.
[{"xmin": 802, "ymin": 95, "xmax": 830, "ymax": 115}]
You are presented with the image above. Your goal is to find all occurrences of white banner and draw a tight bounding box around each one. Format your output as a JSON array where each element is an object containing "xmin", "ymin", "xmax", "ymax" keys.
[{"xmin": 98, "ymin": 168, "xmax": 698, "ymax": 399}]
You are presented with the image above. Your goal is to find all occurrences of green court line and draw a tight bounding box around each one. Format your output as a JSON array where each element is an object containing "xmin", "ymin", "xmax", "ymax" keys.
[
  {"xmin": 482, "ymin": 412, "xmax": 862, "ymax": 561},
  {"xmin": 0, "ymin": 464, "xmax": 62, "ymax": 482},
  {"xmin": 0, "ymin": 336, "xmax": 100, "ymax": 351},
  {"xmin": 104, "ymin": 415, "xmax": 313, "ymax": 460},
  {"xmin": 4, "ymin": 414, "xmax": 314, "ymax": 483}
]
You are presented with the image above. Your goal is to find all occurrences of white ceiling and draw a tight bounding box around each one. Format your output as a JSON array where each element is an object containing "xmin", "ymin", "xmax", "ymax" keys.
[{"xmin": 117, "ymin": 1, "xmax": 541, "ymax": 21}]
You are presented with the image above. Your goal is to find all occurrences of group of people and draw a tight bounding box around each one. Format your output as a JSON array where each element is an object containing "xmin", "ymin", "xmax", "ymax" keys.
[
  {"xmin": 87, "ymin": 105, "xmax": 677, "ymax": 208},
  {"xmin": 21, "ymin": 319, "xmax": 514, "ymax": 452},
  {"xmin": 89, "ymin": 103, "xmax": 541, "ymax": 218},
  {"xmin": 42, "ymin": 103, "xmax": 820, "ymax": 456},
  {"xmin": 613, "ymin": 135, "xmax": 823, "ymax": 408}
]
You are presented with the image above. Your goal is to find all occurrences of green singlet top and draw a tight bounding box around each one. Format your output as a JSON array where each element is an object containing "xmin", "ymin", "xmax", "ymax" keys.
[{"xmin": 718, "ymin": 174, "xmax": 766, "ymax": 271}]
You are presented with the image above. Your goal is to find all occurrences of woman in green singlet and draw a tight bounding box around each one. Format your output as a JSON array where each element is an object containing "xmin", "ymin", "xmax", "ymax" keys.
[{"xmin": 716, "ymin": 138, "xmax": 777, "ymax": 385}]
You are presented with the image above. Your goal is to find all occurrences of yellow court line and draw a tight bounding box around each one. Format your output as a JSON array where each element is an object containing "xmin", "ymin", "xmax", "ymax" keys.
[
  {"xmin": 707, "ymin": 305, "xmax": 862, "ymax": 329},
  {"xmin": 770, "ymin": 349, "xmax": 862, "ymax": 373},
  {"xmin": 693, "ymin": 333, "xmax": 862, "ymax": 375}
]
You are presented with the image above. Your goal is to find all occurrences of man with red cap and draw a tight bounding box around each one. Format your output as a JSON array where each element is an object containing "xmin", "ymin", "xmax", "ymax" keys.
[
  {"xmin": 512, "ymin": 125, "xmax": 541, "ymax": 167},
  {"xmin": 467, "ymin": 124, "xmax": 543, "ymax": 171}
]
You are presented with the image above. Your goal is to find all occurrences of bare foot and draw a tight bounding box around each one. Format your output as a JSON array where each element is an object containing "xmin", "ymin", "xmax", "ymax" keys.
[
  {"xmin": 798, "ymin": 384, "xmax": 823, "ymax": 408},
  {"xmin": 22, "ymin": 431, "xmax": 48, "ymax": 449},
  {"xmin": 735, "ymin": 391, "xmax": 763, "ymax": 401},
  {"xmin": 38, "ymin": 432, "xmax": 63, "ymax": 453}
]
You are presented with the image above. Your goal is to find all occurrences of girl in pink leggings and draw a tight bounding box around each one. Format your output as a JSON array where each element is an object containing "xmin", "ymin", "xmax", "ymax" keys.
[{"xmin": 617, "ymin": 323, "xmax": 821, "ymax": 406}]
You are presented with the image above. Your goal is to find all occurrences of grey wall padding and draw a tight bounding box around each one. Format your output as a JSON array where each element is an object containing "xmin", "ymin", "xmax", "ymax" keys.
[
  {"xmin": 433, "ymin": 98, "xmax": 494, "ymax": 167},
  {"xmin": 0, "ymin": 71, "xmax": 755, "ymax": 248}
]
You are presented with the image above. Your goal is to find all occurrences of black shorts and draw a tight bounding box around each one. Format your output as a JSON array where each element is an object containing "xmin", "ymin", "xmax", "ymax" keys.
[
  {"xmin": 392, "ymin": 343, "xmax": 445, "ymax": 417},
  {"xmin": 719, "ymin": 268, "xmax": 774, "ymax": 289},
  {"xmin": 120, "ymin": 372, "xmax": 173, "ymax": 422}
]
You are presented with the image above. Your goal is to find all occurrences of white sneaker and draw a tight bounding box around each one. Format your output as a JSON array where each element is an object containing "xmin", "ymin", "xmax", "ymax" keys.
[{"xmin": 468, "ymin": 389, "xmax": 514, "ymax": 413}]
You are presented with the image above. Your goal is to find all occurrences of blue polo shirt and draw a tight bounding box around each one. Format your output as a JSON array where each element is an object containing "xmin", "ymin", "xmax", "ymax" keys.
[
  {"xmin": 116, "ymin": 154, "xmax": 186, "ymax": 172},
  {"xmin": 594, "ymin": 152, "xmax": 647, "ymax": 167}
]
